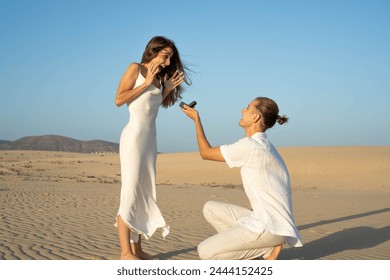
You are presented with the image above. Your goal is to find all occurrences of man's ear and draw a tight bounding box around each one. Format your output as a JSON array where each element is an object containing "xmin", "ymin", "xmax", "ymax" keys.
[{"xmin": 252, "ymin": 112, "xmax": 261, "ymax": 123}]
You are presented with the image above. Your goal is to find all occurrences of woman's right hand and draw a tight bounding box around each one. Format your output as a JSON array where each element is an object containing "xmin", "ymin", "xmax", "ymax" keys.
[{"xmin": 145, "ymin": 61, "xmax": 161, "ymax": 86}]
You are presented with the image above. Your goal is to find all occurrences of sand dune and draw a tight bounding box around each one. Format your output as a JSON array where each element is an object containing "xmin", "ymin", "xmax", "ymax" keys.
[
  {"xmin": 0, "ymin": 146, "xmax": 389, "ymax": 260},
  {"xmin": 158, "ymin": 146, "xmax": 390, "ymax": 189}
]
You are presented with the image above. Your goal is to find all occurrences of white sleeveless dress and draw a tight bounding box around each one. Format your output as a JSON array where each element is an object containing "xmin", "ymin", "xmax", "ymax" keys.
[{"xmin": 116, "ymin": 71, "xmax": 169, "ymax": 242}]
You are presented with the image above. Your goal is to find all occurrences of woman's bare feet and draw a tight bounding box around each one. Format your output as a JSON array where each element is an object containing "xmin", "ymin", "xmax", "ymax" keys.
[
  {"xmin": 131, "ymin": 236, "xmax": 158, "ymax": 260},
  {"xmin": 264, "ymin": 244, "xmax": 283, "ymax": 260}
]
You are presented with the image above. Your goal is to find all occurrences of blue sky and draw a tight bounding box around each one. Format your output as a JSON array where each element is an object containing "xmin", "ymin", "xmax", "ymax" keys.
[{"xmin": 1, "ymin": 0, "xmax": 389, "ymax": 152}]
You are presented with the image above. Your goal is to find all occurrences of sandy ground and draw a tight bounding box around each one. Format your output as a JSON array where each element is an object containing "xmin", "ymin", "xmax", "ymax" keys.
[{"xmin": 0, "ymin": 146, "xmax": 389, "ymax": 260}]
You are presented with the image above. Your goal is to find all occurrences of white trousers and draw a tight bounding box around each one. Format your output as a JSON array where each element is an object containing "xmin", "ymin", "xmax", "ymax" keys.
[{"xmin": 198, "ymin": 201, "xmax": 287, "ymax": 260}]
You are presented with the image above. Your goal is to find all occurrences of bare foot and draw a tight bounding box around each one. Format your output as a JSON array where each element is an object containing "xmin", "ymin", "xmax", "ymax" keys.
[
  {"xmin": 264, "ymin": 244, "xmax": 283, "ymax": 260},
  {"xmin": 120, "ymin": 253, "xmax": 141, "ymax": 260},
  {"xmin": 131, "ymin": 240, "xmax": 158, "ymax": 260}
]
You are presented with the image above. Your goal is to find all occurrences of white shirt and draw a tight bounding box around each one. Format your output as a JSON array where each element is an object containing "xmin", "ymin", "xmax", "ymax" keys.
[{"xmin": 220, "ymin": 132, "xmax": 303, "ymax": 247}]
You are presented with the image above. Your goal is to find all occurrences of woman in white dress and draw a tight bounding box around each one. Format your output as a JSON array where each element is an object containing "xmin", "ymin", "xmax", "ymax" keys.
[{"xmin": 115, "ymin": 36, "xmax": 190, "ymax": 260}]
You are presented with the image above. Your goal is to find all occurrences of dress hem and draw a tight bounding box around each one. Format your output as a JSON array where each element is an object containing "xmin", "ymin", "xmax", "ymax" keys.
[{"xmin": 115, "ymin": 214, "xmax": 170, "ymax": 243}]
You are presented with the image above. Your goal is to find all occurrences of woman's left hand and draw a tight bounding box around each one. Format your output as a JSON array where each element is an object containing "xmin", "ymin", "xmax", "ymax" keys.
[{"xmin": 163, "ymin": 70, "xmax": 185, "ymax": 93}]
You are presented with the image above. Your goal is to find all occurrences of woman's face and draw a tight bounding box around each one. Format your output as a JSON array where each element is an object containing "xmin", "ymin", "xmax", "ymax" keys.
[{"xmin": 153, "ymin": 47, "xmax": 174, "ymax": 70}]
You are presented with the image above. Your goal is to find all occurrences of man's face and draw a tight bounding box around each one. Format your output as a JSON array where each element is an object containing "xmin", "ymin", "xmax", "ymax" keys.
[{"xmin": 239, "ymin": 100, "xmax": 260, "ymax": 127}]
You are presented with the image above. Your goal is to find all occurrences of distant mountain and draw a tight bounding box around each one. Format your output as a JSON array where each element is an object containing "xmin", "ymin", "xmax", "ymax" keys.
[
  {"xmin": 0, "ymin": 135, "xmax": 119, "ymax": 153},
  {"xmin": 0, "ymin": 140, "xmax": 12, "ymax": 145}
]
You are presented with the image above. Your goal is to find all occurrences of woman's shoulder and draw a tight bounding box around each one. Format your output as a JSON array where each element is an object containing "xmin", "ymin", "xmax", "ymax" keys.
[
  {"xmin": 128, "ymin": 62, "xmax": 141, "ymax": 71},
  {"xmin": 123, "ymin": 62, "xmax": 142, "ymax": 78}
]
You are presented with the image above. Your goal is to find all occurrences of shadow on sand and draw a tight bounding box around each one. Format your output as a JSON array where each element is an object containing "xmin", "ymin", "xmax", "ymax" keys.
[
  {"xmin": 281, "ymin": 208, "xmax": 390, "ymax": 259},
  {"xmin": 153, "ymin": 208, "xmax": 390, "ymax": 260},
  {"xmin": 154, "ymin": 246, "xmax": 198, "ymax": 260}
]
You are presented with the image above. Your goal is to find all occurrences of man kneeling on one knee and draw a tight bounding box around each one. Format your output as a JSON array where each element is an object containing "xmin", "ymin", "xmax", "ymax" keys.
[{"xmin": 181, "ymin": 97, "xmax": 303, "ymax": 260}]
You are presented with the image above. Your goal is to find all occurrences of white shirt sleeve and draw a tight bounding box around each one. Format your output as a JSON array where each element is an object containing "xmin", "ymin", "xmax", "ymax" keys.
[{"xmin": 220, "ymin": 138, "xmax": 253, "ymax": 168}]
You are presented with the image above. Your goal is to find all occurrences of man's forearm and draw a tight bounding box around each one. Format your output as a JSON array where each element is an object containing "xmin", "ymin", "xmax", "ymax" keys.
[{"xmin": 194, "ymin": 117, "xmax": 212, "ymax": 159}]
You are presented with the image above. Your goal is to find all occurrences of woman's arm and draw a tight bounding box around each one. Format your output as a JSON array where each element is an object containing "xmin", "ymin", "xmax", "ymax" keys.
[
  {"xmin": 162, "ymin": 87, "xmax": 172, "ymax": 101},
  {"xmin": 115, "ymin": 62, "xmax": 159, "ymax": 107}
]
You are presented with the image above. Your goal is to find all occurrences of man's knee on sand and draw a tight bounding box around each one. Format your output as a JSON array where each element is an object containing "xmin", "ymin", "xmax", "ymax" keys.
[
  {"xmin": 197, "ymin": 240, "xmax": 218, "ymax": 260},
  {"xmin": 202, "ymin": 200, "xmax": 218, "ymax": 222}
]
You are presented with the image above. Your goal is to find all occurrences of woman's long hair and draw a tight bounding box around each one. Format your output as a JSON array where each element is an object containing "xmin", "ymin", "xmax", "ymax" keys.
[{"xmin": 141, "ymin": 36, "xmax": 191, "ymax": 108}]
